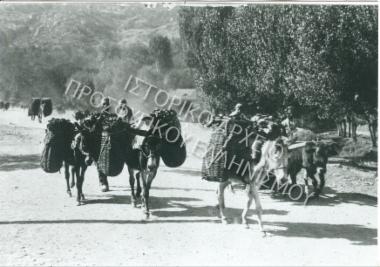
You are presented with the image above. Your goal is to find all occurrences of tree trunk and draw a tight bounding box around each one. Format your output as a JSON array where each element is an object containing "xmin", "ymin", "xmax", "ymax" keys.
[
  {"xmin": 337, "ymin": 122, "xmax": 343, "ymax": 137},
  {"xmin": 368, "ymin": 123, "xmax": 377, "ymax": 148},
  {"xmin": 155, "ymin": 61, "xmax": 159, "ymax": 73},
  {"xmin": 342, "ymin": 120, "xmax": 347, "ymax": 137},
  {"xmin": 347, "ymin": 117, "xmax": 352, "ymax": 138},
  {"xmin": 352, "ymin": 120, "xmax": 357, "ymax": 142},
  {"xmin": 365, "ymin": 114, "xmax": 377, "ymax": 148}
]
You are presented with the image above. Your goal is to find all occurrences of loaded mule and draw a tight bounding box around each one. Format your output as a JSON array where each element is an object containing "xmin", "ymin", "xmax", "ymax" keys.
[
  {"xmin": 288, "ymin": 141, "xmax": 332, "ymax": 198},
  {"xmin": 203, "ymin": 117, "xmax": 288, "ymax": 235},
  {"xmin": 126, "ymin": 110, "xmax": 186, "ymax": 218},
  {"xmin": 79, "ymin": 113, "xmax": 153, "ymax": 214},
  {"xmin": 40, "ymin": 118, "xmax": 89, "ymax": 205}
]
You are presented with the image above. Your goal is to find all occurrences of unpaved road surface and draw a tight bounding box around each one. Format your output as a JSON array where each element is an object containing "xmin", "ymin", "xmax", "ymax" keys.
[{"xmin": 0, "ymin": 109, "xmax": 378, "ymax": 266}]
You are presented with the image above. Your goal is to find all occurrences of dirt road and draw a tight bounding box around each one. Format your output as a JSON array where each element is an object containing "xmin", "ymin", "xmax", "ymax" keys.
[{"xmin": 0, "ymin": 109, "xmax": 377, "ymax": 266}]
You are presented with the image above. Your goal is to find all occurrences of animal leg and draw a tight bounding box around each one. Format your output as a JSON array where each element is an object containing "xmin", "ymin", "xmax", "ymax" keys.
[
  {"xmin": 251, "ymin": 182, "xmax": 265, "ymax": 236},
  {"xmin": 217, "ymin": 182, "xmax": 228, "ymax": 223},
  {"xmin": 64, "ymin": 162, "xmax": 72, "ymax": 197},
  {"xmin": 128, "ymin": 167, "xmax": 137, "ymax": 207},
  {"xmin": 74, "ymin": 167, "xmax": 82, "ymax": 205},
  {"xmin": 135, "ymin": 172, "xmax": 142, "ymax": 199},
  {"xmin": 141, "ymin": 170, "xmax": 156, "ymax": 219},
  {"xmin": 141, "ymin": 171, "xmax": 149, "ymax": 218},
  {"xmin": 304, "ymin": 177, "xmax": 310, "ymax": 196},
  {"xmin": 242, "ymin": 184, "xmax": 254, "ymax": 228},
  {"xmin": 290, "ymin": 174, "xmax": 297, "ymax": 185},
  {"xmin": 310, "ymin": 175, "xmax": 319, "ymax": 196},
  {"xmin": 70, "ymin": 166, "xmax": 76, "ymax": 188},
  {"xmin": 79, "ymin": 166, "xmax": 86, "ymax": 201},
  {"xmin": 316, "ymin": 171, "xmax": 325, "ymax": 196}
]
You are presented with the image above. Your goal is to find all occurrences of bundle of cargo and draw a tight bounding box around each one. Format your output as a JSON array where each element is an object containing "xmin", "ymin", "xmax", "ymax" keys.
[
  {"xmin": 96, "ymin": 114, "xmax": 134, "ymax": 177},
  {"xmin": 159, "ymin": 135, "xmax": 186, "ymax": 167},
  {"xmin": 28, "ymin": 98, "xmax": 41, "ymax": 116},
  {"xmin": 41, "ymin": 98, "xmax": 53, "ymax": 117},
  {"xmin": 201, "ymin": 123, "xmax": 228, "ymax": 182},
  {"xmin": 40, "ymin": 118, "xmax": 75, "ymax": 173},
  {"xmin": 149, "ymin": 109, "xmax": 186, "ymax": 168},
  {"xmin": 202, "ymin": 117, "xmax": 255, "ymax": 182}
]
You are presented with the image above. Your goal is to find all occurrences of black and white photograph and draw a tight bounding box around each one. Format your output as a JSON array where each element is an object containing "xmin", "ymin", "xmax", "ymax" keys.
[{"xmin": 0, "ymin": 1, "xmax": 378, "ymax": 266}]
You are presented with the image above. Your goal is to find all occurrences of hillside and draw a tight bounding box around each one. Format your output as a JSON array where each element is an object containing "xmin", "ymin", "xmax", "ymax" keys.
[
  {"xmin": 0, "ymin": 4, "xmax": 179, "ymax": 48},
  {"xmin": 0, "ymin": 4, "xmax": 190, "ymax": 108}
]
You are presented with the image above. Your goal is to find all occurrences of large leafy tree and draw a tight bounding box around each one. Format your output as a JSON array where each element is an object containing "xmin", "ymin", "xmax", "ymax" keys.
[
  {"xmin": 179, "ymin": 5, "xmax": 378, "ymax": 123},
  {"xmin": 179, "ymin": 5, "xmax": 378, "ymax": 146}
]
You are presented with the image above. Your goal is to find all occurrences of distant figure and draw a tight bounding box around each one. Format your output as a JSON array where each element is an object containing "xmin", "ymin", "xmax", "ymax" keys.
[
  {"xmin": 38, "ymin": 98, "xmax": 52, "ymax": 123},
  {"xmin": 4, "ymin": 102, "xmax": 10, "ymax": 111},
  {"xmin": 229, "ymin": 103, "xmax": 249, "ymax": 120},
  {"xmin": 41, "ymin": 98, "xmax": 53, "ymax": 118},
  {"xmin": 281, "ymin": 106, "xmax": 296, "ymax": 138},
  {"xmin": 116, "ymin": 98, "xmax": 133, "ymax": 124},
  {"xmin": 101, "ymin": 97, "xmax": 111, "ymax": 114},
  {"xmin": 28, "ymin": 98, "xmax": 41, "ymax": 122}
]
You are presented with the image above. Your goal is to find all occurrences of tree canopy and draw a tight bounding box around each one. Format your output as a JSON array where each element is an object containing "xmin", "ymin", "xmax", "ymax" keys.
[{"xmin": 178, "ymin": 5, "xmax": 378, "ymax": 121}]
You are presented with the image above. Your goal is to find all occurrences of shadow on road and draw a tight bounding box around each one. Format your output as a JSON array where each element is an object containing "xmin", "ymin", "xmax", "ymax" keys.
[
  {"xmin": 0, "ymin": 154, "xmax": 40, "ymax": 171},
  {"xmin": 0, "ymin": 219, "xmax": 219, "ymax": 225},
  {"xmin": 152, "ymin": 202, "xmax": 288, "ymax": 218},
  {"xmin": 329, "ymin": 158, "xmax": 377, "ymax": 171},
  {"xmin": 161, "ymin": 168, "xmax": 202, "ymax": 177},
  {"xmin": 68, "ymin": 194, "xmax": 288, "ymax": 222},
  {"xmin": 266, "ymin": 186, "xmax": 377, "ymax": 207},
  {"xmin": 0, "ymin": 219, "xmax": 375, "ymax": 246},
  {"xmin": 110, "ymin": 185, "xmax": 215, "ymax": 192},
  {"xmin": 306, "ymin": 191, "xmax": 377, "ymax": 207},
  {"xmin": 268, "ymin": 221, "xmax": 377, "ymax": 246}
]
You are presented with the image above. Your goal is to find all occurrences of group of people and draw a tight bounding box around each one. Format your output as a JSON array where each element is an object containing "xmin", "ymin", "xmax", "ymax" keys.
[
  {"xmin": 72, "ymin": 97, "xmax": 163, "ymax": 192},
  {"xmin": 0, "ymin": 101, "xmax": 10, "ymax": 111},
  {"xmin": 28, "ymin": 97, "xmax": 53, "ymax": 123},
  {"xmin": 71, "ymin": 97, "xmax": 135, "ymax": 192}
]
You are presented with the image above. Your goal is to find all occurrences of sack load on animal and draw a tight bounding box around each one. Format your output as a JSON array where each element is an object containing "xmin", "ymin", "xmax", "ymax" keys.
[
  {"xmin": 150, "ymin": 109, "xmax": 182, "ymax": 135},
  {"xmin": 149, "ymin": 109, "xmax": 187, "ymax": 167},
  {"xmin": 28, "ymin": 98, "xmax": 41, "ymax": 116},
  {"xmin": 41, "ymin": 98, "xmax": 53, "ymax": 117},
  {"xmin": 201, "ymin": 126, "xmax": 228, "ymax": 182},
  {"xmin": 96, "ymin": 115, "xmax": 133, "ymax": 177},
  {"xmin": 202, "ymin": 117, "xmax": 254, "ymax": 182},
  {"xmin": 159, "ymin": 136, "xmax": 187, "ymax": 168},
  {"xmin": 41, "ymin": 131, "xmax": 64, "ymax": 173},
  {"xmin": 97, "ymin": 131, "xmax": 126, "ymax": 177},
  {"xmin": 40, "ymin": 118, "xmax": 75, "ymax": 173}
]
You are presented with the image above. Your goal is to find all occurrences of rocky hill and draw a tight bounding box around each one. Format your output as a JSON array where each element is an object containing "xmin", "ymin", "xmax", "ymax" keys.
[{"xmin": 0, "ymin": 4, "xmax": 191, "ymax": 108}]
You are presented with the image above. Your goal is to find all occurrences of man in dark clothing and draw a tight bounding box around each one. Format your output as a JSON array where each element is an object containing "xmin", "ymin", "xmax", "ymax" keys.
[
  {"xmin": 98, "ymin": 97, "xmax": 112, "ymax": 192},
  {"xmin": 116, "ymin": 98, "xmax": 133, "ymax": 124},
  {"xmin": 101, "ymin": 97, "xmax": 111, "ymax": 114}
]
